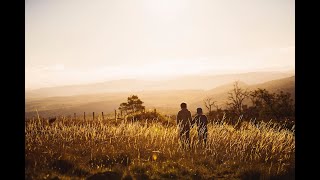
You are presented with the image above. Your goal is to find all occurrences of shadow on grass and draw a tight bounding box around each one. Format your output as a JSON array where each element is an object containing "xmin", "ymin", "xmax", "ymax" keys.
[
  {"xmin": 238, "ymin": 167, "xmax": 295, "ymax": 180},
  {"xmin": 51, "ymin": 159, "xmax": 89, "ymax": 177},
  {"xmin": 51, "ymin": 159, "xmax": 74, "ymax": 174},
  {"xmin": 88, "ymin": 154, "xmax": 131, "ymax": 168},
  {"xmin": 240, "ymin": 170, "xmax": 261, "ymax": 180},
  {"xmin": 160, "ymin": 172, "xmax": 178, "ymax": 179},
  {"xmin": 86, "ymin": 171, "xmax": 122, "ymax": 180},
  {"xmin": 269, "ymin": 168, "xmax": 295, "ymax": 180},
  {"xmin": 130, "ymin": 164, "xmax": 150, "ymax": 180}
]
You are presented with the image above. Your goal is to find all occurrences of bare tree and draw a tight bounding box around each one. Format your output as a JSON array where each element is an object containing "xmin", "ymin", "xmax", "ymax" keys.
[
  {"xmin": 227, "ymin": 81, "xmax": 249, "ymax": 116},
  {"xmin": 215, "ymin": 103, "xmax": 221, "ymax": 111},
  {"xmin": 204, "ymin": 97, "xmax": 217, "ymax": 113}
]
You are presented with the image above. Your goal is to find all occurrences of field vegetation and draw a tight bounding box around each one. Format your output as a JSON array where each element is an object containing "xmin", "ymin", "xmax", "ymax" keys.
[{"xmin": 25, "ymin": 115, "xmax": 295, "ymax": 180}]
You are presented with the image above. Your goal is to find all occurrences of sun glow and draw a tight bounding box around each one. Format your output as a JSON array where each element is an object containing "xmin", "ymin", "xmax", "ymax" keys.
[
  {"xmin": 26, "ymin": 0, "xmax": 294, "ymax": 89},
  {"xmin": 143, "ymin": 0, "xmax": 187, "ymax": 19}
]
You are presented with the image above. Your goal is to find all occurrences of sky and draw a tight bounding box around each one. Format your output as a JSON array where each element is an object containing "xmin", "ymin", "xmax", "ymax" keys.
[{"xmin": 26, "ymin": 0, "xmax": 295, "ymax": 90}]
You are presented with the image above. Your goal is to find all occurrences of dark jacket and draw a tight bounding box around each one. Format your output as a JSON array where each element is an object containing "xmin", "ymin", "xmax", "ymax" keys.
[
  {"xmin": 192, "ymin": 115, "xmax": 208, "ymax": 131},
  {"xmin": 177, "ymin": 108, "xmax": 192, "ymax": 131}
]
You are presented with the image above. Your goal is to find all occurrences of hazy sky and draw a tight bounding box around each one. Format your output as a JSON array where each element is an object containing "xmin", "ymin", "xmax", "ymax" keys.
[{"xmin": 26, "ymin": 0, "xmax": 294, "ymax": 89}]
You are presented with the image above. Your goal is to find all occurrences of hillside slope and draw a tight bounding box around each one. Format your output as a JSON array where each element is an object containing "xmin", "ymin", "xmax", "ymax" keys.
[
  {"xmin": 26, "ymin": 71, "xmax": 293, "ymax": 99},
  {"xmin": 25, "ymin": 76, "xmax": 294, "ymax": 118}
]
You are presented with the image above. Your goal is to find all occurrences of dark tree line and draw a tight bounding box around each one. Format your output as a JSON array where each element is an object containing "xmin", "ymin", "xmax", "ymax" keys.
[
  {"xmin": 117, "ymin": 86, "xmax": 294, "ymax": 126},
  {"xmin": 205, "ymin": 81, "xmax": 295, "ymax": 124}
]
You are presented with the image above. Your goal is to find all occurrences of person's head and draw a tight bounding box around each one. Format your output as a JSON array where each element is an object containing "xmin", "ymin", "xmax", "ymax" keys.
[
  {"xmin": 180, "ymin": 102, "xmax": 187, "ymax": 109},
  {"xmin": 197, "ymin": 108, "xmax": 203, "ymax": 115}
]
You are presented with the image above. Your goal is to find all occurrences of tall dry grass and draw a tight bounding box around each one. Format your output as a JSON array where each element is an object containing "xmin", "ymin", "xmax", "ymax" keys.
[{"xmin": 25, "ymin": 117, "xmax": 295, "ymax": 179}]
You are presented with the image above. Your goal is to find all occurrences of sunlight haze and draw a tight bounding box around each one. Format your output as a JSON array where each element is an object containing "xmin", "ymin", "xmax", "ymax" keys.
[{"xmin": 26, "ymin": 0, "xmax": 294, "ymax": 89}]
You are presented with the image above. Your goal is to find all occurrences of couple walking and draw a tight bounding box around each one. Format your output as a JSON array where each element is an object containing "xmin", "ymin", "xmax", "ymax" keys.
[{"xmin": 177, "ymin": 102, "xmax": 208, "ymax": 149}]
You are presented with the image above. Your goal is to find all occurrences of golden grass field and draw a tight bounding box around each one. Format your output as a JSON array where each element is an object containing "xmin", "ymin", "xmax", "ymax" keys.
[{"xmin": 25, "ymin": 116, "xmax": 295, "ymax": 180}]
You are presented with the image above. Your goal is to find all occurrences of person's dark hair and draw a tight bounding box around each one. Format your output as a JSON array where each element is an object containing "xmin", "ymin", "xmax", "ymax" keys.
[
  {"xmin": 180, "ymin": 102, "xmax": 187, "ymax": 109},
  {"xmin": 197, "ymin": 108, "xmax": 203, "ymax": 114}
]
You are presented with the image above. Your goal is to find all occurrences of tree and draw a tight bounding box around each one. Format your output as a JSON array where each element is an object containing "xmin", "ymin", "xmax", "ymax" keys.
[
  {"xmin": 119, "ymin": 95, "xmax": 145, "ymax": 115},
  {"xmin": 119, "ymin": 102, "xmax": 128, "ymax": 115},
  {"xmin": 249, "ymin": 89, "xmax": 276, "ymax": 119},
  {"xmin": 274, "ymin": 91, "xmax": 294, "ymax": 120},
  {"xmin": 227, "ymin": 81, "xmax": 249, "ymax": 116},
  {"xmin": 204, "ymin": 96, "xmax": 224, "ymax": 123},
  {"xmin": 203, "ymin": 96, "xmax": 217, "ymax": 113},
  {"xmin": 249, "ymin": 89, "xmax": 294, "ymax": 120}
]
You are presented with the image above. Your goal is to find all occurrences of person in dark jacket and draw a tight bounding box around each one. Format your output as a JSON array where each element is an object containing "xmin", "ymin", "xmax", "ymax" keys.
[
  {"xmin": 192, "ymin": 108, "xmax": 208, "ymax": 146},
  {"xmin": 177, "ymin": 102, "xmax": 192, "ymax": 149}
]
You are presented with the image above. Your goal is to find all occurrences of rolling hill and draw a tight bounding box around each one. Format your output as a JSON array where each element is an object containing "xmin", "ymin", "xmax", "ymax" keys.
[
  {"xmin": 189, "ymin": 76, "xmax": 295, "ymax": 110},
  {"xmin": 25, "ymin": 74, "xmax": 295, "ymax": 118},
  {"xmin": 26, "ymin": 71, "xmax": 293, "ymax": 99}
]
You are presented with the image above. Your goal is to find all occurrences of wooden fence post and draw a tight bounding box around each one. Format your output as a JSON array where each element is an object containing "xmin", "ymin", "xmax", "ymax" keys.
[
  {"xmin": 115, "ymin": 109, "xmax": 117, "ymax": 122},
  {"xmin": 84, "ymin": 112, "xmax": 86, "ymax": 120},
  {"xmin": 93, "ymin": 112, "xmax": 95, "ymax": 120}
]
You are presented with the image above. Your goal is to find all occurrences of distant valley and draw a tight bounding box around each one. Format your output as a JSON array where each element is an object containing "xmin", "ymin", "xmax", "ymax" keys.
[{"xmin": 25, "ymin": 71, "xmax": 294, "ymax": 118}]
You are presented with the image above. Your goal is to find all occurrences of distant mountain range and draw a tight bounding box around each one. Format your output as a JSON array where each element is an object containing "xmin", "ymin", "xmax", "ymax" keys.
[
  {"xmin": 25, "ymin": 71, "xmax": 294, "ymax": 118},
  {"xmin": 26, "ymin": 71, "xmax": 293, "ymax": 99}
]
